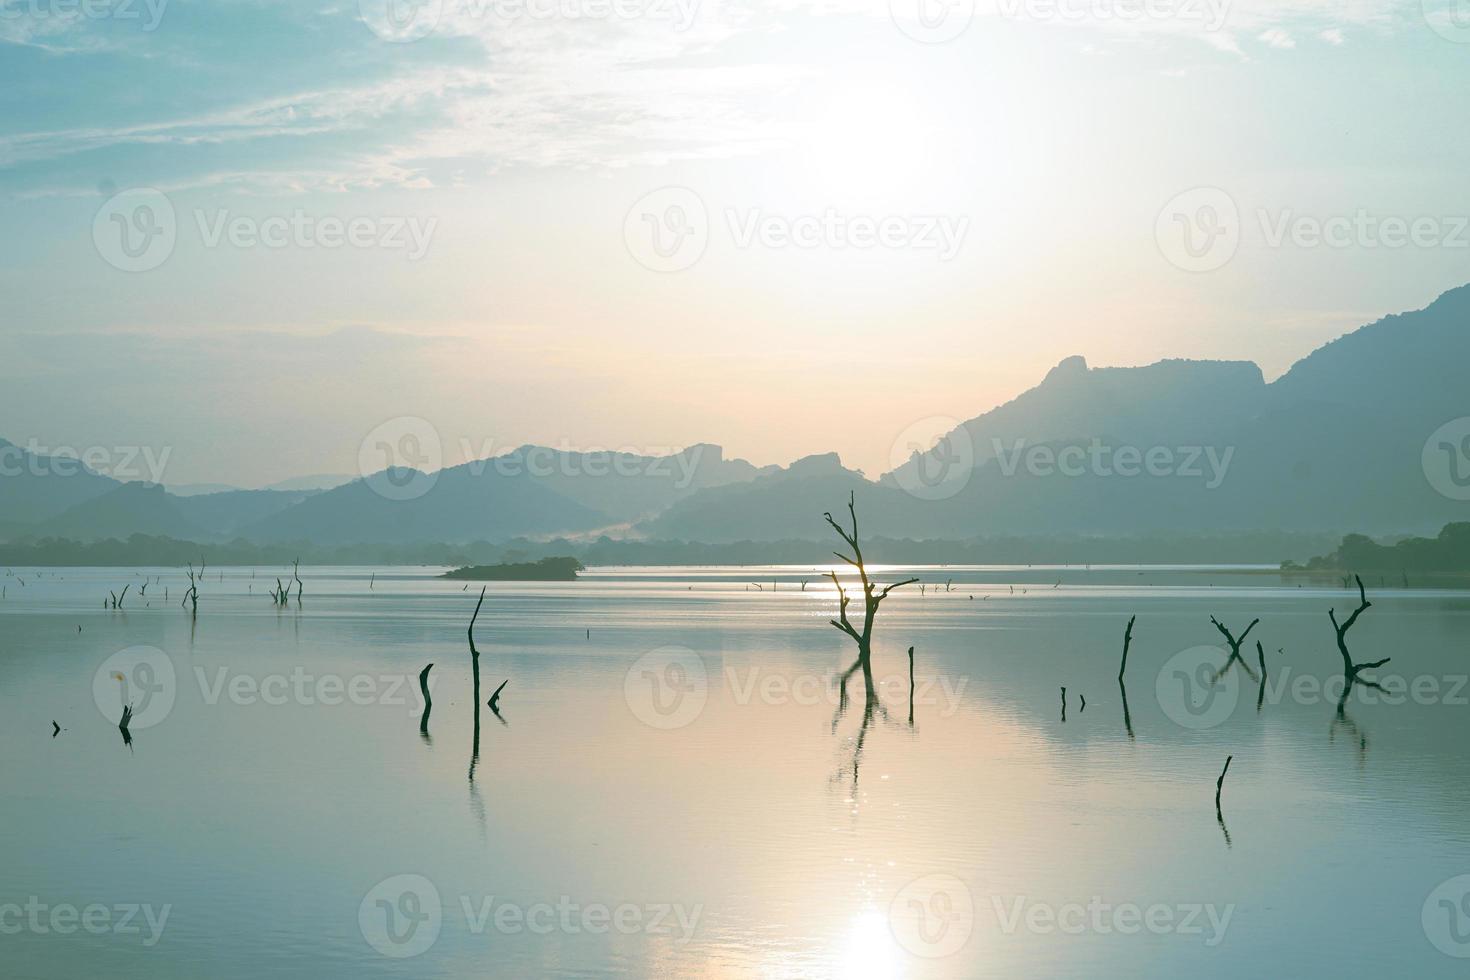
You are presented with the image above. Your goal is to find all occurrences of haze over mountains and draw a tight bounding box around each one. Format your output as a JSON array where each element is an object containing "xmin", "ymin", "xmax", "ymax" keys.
[{"xmin": 5, "ymin": 285, "xmax": 1468, "ymax": 549}]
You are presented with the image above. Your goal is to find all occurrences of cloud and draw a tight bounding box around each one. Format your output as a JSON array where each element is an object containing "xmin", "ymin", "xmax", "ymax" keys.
[{"xmin": 0, "ymin": 0, "xmax": 1429, "ymax": 198}]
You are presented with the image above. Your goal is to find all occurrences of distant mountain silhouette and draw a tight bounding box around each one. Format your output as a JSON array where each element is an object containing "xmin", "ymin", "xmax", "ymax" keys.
[
  {"xmin": 4, "ymin": 284, "xmax": 1468, "ymax": 548},
  {"xmin": 235, "ymin": 445, "xmax": 766, "ymax": 545},
  {"xmin": 0, "ymin": 438, "xmax": 119, "ymax": 526},
  {"xmin": 33, "ymin": 482, "xmax": 212, "ymax": 543},
  {"xmin": 650, "ymin": 285, "xmax": 1470, "ymax": 541},
  {"xmin": 644, "ymin": 453, "xmax": 914, "ymax": 542}
]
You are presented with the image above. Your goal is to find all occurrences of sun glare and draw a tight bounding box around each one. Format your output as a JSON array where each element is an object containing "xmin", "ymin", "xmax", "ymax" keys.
[{"xmin": 837, "ymin": 909, "xmax": 906, "ymax": 980}]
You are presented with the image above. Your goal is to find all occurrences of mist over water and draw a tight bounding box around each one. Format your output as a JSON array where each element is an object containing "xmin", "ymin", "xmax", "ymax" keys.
[{"xmin": 2, "ymin": 564, "xmax": 1467, "ymax": 978}]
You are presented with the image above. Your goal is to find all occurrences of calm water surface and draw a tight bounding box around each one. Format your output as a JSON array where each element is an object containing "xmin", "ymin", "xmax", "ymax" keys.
[{"xmin": 2, "ymin": 564, "xmax": 1468, "ymax": 978}]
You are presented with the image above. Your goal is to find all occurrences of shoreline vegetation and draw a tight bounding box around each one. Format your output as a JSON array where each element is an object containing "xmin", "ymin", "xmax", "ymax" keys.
[
  {"xmin": 1282, "ymin": 522, "xmax": 1470, "ymax": 577},
  {"xmin": 442, "ymin": 557, "xmax": 584, "ymax": 581},
  {"xmin": 0, "ymin": 530, "xmax": 1344, "ymax": 569},
  {"xmin": 5, "ymin": 525, "xmax": 1468, "ymax": 574}
]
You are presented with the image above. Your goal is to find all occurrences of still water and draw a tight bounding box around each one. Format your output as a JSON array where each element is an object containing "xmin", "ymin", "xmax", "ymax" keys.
[{"xmin": 1, "ymin": 564, "xmax": 1468, "ymax": 978}]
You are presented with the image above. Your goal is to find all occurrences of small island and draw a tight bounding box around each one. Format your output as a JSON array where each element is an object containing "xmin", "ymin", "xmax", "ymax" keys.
[{"xmin": 441, "ymin": 556, "xmax": 585, "ymax": 581}]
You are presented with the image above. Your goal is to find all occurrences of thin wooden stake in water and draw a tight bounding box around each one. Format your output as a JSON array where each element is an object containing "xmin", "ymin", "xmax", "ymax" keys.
[
  {"xmin": 418, "ymin": 663, "xmax": 433, "ymax": 736},
  {"xmin": 1118, "ymin": 615, "xmax": 1136, "ymax": 682},
  {"xmin": 1215, "ymin": 755, "xmax": 1233, "ymax": 818},
  {"xmin": 907, "ymin": 646, "xmax": 915, "ymax": 728}
]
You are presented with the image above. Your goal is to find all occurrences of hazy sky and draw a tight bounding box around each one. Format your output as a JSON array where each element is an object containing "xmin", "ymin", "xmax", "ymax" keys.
[{"xmin": 3, "ymin": 0, "xmax": 1470, "ymax": 486}]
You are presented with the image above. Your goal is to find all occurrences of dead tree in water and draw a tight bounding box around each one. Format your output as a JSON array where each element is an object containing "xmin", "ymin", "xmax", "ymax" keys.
[
  {"xmin": 823, "ymin": 493, "xmax": 918, "ymax": 796},
  {"xmin": 292, "ymin": 559, "xmax": 304, "ymax": 604},
  {"xmin": 418, "ymin": 663, "xmax": 434, "ymax": 737},
  {"xmin": 1207, "ymin": 616, "xmax": 1260, "ymax": 683},
  {"xmin": 488, "ymin": 679, "xmax": 508, "ymax": 725},
  {"xmin": 182, "ymin": 563, "xmax": 200, "ymax": 616},
  {"xmin": 468, "ymin": 587, "xmax": 486, "ymax": 781},
  {"xmin": 824, "ymin": 492, "xmax": 919, "ymax": 699},
  {"xmin": 1255, "ymin": 641, "xmax": 1268, "ymax": 712},
  {"xmin": 1118, "ymin": 616, "xmax": 1136, "ymax": 740},
  {"xmin": 1329, "ymin": 575, "xmax": 1390, "ymax": 685},
  {"xmin": 1215, "ymin": 755, "xmax": 1233, "ymax": 847}
]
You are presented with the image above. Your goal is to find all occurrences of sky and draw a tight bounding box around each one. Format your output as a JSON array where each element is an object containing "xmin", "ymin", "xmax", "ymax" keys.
[{"xmin": 2, "ymin": 0, "xmax": 1470, "ymax": 487}]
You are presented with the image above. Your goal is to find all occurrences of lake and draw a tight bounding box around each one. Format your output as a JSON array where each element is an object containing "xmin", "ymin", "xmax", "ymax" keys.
[{"xmin": 2, "ymin": 564, "xmax": 1468, "ymax": 978}]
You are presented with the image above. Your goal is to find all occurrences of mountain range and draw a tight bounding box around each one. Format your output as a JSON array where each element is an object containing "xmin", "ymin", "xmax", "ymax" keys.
[{"xmin": 5, "ymin": 284, "xmax": 1468, "ymax": 549}]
